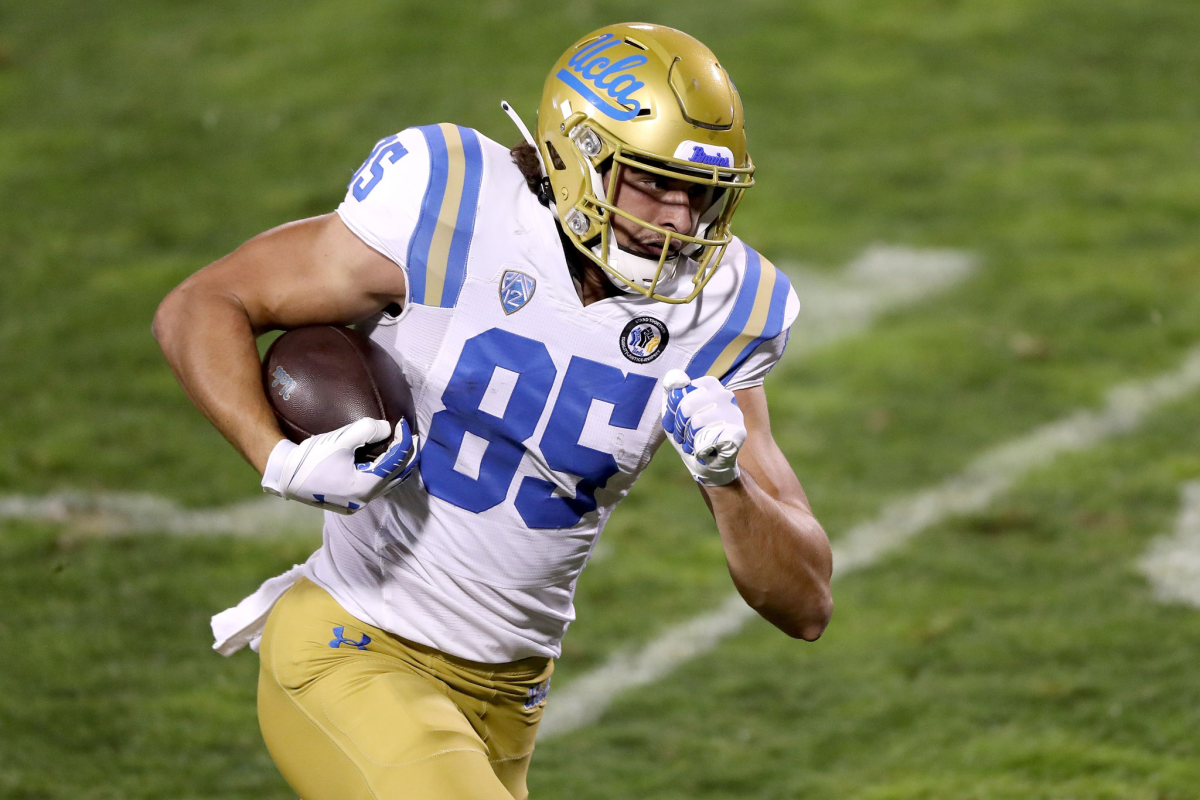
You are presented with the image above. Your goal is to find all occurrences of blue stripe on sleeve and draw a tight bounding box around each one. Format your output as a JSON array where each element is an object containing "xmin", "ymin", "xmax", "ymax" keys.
[
  {"xmin": 685, "ymin": 245, "xmax": 763, "ymax": 380},
  {"xmin": 439, "ymin": 126, "xmax": 484, "ymax": 309},
  {"xmin": 720, "ymin": 264, "xmax": 793, "ymax": 385},
  {"xmin": 405, "ymin": 125, "xmax": 450, "ymax": 305}
]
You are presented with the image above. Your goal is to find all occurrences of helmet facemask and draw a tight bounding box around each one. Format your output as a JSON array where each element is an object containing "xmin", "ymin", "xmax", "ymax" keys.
[{"xmin": 559, "ymin": 115, "xmax": 753, "ymax": 304}]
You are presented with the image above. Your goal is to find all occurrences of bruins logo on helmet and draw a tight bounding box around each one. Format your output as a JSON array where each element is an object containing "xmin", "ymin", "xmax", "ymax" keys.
[{"xmin": 536, "ymin": 23, "xmax": 754, "ymax": 304}]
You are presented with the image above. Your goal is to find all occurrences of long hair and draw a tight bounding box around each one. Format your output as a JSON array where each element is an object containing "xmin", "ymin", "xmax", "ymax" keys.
[
  {"xmin": 510, "ymin": 141, "xmax": 562, "ymax": 206},
  {"xmin": 510, "ymin": 142, "xmax": 608, "ymax": 294},
  {"xmin": 510, "ymin": 142, "xmax": 544, "ymax": 197}
]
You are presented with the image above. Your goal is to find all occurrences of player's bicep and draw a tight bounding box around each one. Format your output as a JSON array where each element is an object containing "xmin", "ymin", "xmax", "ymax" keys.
[
  {"xmin": 184, "ymin": 125, "xmax": 433, "ymax": 332},
  {"xmin": 336, "ymin": 127, "xmax": 432, "ymax": 278},
  {"xmin": 191, "ymin": 213, "xmax": 406, "ymax": 333},
  {"xmin": 734, "ymin": 385, "xmax": 811, "ymax": 512}
]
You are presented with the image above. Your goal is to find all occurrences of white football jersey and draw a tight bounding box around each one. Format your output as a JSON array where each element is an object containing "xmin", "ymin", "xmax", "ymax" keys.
[{"xmin": 299, "ymin": 123, "xmax": 800, "ymax": 662}]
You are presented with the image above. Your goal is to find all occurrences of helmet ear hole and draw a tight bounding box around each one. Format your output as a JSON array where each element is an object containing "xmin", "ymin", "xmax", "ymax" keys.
[{"xmin": 545, "ymin": 141, "xmax": 566, "ymax": 171}]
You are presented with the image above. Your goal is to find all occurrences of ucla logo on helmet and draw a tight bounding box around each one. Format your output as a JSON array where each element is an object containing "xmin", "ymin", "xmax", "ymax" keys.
[
  {"xmin": 556, "ymin": 32, "xmax": 648, "ymax": 121},
  {"xmin": 620, "ymin": 316, "xmax": 670, "ymax": 364},
  {"xmin": 499, "ymin": 269, "xmax": 537, "ymax": 315}
]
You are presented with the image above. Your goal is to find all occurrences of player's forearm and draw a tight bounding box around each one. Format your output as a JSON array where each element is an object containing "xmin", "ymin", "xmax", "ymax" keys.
[
  {"xmin": 153, "ymin": 280, "xmax": 284, "ymax": 474},
  {"xmin": 703, "ymin": 473, "xmax": 833, "ymax": 641}
]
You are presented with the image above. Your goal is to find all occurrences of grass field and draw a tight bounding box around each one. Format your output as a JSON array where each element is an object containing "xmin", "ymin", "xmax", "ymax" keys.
[{"xmin": 3, "ymin": 0, "xmax": 1200, "ymax": 797}]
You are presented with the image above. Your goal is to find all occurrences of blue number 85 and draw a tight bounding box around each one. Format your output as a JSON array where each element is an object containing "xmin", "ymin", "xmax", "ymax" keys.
[
  {"xmin": 349, "ymin": 135, "xmax": 409, "ymax": 201},
  {"xmin": 421, "ymin": 329, "xmax": 656, "ymax": 529}
]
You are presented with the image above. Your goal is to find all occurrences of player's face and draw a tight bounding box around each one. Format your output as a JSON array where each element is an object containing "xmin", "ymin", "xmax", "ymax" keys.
[{"xmin": 604, "ymin": 165, "xmax": 716, "ymax": 260}]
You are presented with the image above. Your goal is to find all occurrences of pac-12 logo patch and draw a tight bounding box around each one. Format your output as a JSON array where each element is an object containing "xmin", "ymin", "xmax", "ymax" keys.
[
  {"xmin": 620, "ymin": 316, "xmax": 669, "ymax": 364},
  {"xmin": 500, "ymin": 270, "xmax": 536, "ymax": 315}
]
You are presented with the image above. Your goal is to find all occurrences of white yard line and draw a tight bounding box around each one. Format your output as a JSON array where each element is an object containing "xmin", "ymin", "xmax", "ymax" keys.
[
  {"xmin": 538, "ymin": 344, "xmax": 1200, "ymax": 739},
  {"xmin": 0, "ymin": 246, "xmax": 974, "ymax": 538},
  {"xmin": 0, "ymin": 491, "xmax": 320, "ymax": 537},
  {"xmin": 1139, "ymin": 481, "xmax": 1200, "ymax": 607},
  {"xmin": 783, "ymin": 245, "xmax": 975, "ymax": 359}
]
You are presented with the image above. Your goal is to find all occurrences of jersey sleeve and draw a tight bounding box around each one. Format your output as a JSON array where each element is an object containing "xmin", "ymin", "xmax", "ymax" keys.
[
  {"xmin": 686, "ymin": 245, "xmax": 801, "ymax": 390},
  {"xmin": 722, "ymin": 282, "xmax": 800, "ymax": 391},
  {"xmin": 336, "ymin": 128, "xmax": 431, "ymax": 272},
  {"xmin": 336, "ymin": 123, "xmax": 485, "ymax": 309}
]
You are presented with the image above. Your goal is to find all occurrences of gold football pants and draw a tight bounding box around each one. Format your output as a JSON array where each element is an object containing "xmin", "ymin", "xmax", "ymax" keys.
[{"xmin": 257, "ymin": 578, "xmax": 553, "ymax": 799}]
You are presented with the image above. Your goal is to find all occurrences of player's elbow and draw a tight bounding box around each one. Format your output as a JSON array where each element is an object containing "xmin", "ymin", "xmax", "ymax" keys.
[
  {"xmin": 795, "ymin": 594, "xmax": 834, "ymax": 641},
  {"xmin": 774, "ymin": 589, "xmax": 833, "ymax": 642},
  {"xmin": 152, "ymin": 286, "xmax": 183, "ymax": 347},
  {"xmin": 153, "ymin": 273, "xmax": 236, "ymax": 350},
  {"xmin": 152, "ymin": 278, "xmax": 202, "ymax": 352}
]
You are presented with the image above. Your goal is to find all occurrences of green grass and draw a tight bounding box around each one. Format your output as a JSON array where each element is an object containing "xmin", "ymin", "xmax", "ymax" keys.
[
  {"xmin": 535, "ymin": 396, "xmax": 1200, "ymax": 800},
  {"xmin": 0, "ymin": 525, "xmax": 301, "ymax": 798},
  {"xmin": 3, "ymin": 0, "xmax": 1200, "ymax": 797}
]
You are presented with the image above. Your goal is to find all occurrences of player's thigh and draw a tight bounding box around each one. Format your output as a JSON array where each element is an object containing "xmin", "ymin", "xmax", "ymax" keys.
[
  {"xmin": 257, "ymin": 582, "xmax": 517, "ymax": 800},
  {"xmin": 257, "ymin": 665, "xmax": 371, "ymax": 799},
  {"xmin": 469, "ymin": 686, "xmax": 546, "ymax": 799},
  {"xmin": 260, "ymin": 664, "xmax": 513, "ymax": 800}
]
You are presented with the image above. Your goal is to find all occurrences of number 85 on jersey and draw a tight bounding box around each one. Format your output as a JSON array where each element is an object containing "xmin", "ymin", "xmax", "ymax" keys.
[{"xmin": 420, "ymin": 328, "xmax": 657, "ymax": 530}]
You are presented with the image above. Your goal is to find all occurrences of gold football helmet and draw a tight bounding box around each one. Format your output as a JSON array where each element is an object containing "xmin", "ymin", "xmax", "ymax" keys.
[{"xmin": 535, "ymin": 23, "xmax": 754, "ymax": 304}]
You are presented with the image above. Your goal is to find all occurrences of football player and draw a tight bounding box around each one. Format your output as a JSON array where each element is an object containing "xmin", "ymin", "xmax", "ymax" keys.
[{"xmin": 154, "ymin": 22, "xmax": 832, "ymax": 800}]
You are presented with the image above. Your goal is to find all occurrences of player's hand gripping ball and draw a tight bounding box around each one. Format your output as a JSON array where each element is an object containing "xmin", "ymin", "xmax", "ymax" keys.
[
  {"xmin": 259, "ymin": 324, "xmax": 420, "ymax": 514},
  {"xmin": 261, "ymin": 417, "xmax": 419, "ymax": 514},
  {"xmin": 661, "ymin": 369, "xmax": 747, "ymax": 487}
]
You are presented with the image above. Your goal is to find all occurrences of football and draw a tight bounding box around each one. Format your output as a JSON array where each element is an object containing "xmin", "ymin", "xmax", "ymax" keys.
[{"xmin": 261, "ymin": 325, "xmax": 416, "ymax": 461}]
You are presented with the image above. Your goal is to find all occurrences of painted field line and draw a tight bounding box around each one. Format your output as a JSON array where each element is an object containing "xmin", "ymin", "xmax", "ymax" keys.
[
  {"xmin": 539, "ymin": 344, "xmax": 1200, "ymax": 739},
  {"xmin": 1139, "ymin": 481, "xmax": 1200, "ymax": 607},
  {"xmin": 0, "ymin": 491, "xmax": 318, "ymax": 538},
  {"xmin": 783, "ymin": 245, "xmax": 974, "ymax": 360},
  {"xmin": 0, "ymin": 246, "xmax": 974, "ymax": 538}
]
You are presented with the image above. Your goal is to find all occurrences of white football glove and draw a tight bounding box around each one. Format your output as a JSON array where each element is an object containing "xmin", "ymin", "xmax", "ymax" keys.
[
  {"xmin": 260, "ymin": 417, "xmax": 420, "ymax": 514},
  {"xmin": 661, "ymin": 369, "xmax": 747, "ymax": 487}
]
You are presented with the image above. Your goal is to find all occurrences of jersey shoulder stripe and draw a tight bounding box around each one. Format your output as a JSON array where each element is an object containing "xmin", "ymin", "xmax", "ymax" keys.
[
  {"xmin": 686, "ymin": 245, "xmax": 793, "ymax": 382},
  {"xmin": 406, "ymin": 124, "xmax": 484, "ymax": 309}
]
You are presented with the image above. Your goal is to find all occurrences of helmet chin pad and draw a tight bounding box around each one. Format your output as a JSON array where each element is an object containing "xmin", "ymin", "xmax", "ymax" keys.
[{"xmin": 591, "ymin": 239, "xmax": 680, "ymax": 293}]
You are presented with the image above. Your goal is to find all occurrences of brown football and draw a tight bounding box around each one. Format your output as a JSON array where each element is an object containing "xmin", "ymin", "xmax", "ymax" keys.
[{"xmin": 262, "ymin": 325, "xmax": 416, "ymax": 462}]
